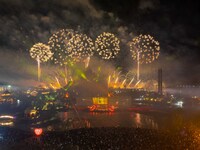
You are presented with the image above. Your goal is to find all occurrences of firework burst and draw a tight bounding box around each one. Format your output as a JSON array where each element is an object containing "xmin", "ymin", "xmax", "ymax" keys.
[
  {"xmin": 129, "ymin": 34, "xmax": 160, "ymax": 80},
  {"xmin": 30, "ymin": 43, "xmax": 52, "ymax": 62},
  {"xmin": 95, "ymin": 32, "xmax": 120, "ymax": 60},
  {"xmin": 30, "ymin": 43, "xmax": 52, "ymax": 81},
  {"xmin": 68, "ymin": 33, "xmax": 94, "ymax": 61},
  {"xmin": 48, "ymin": 29, "xmax": 75, "ymax": 66},
  {"xmin": 129, "ymin": 34, "xmax": 160, "ymax": 64}
]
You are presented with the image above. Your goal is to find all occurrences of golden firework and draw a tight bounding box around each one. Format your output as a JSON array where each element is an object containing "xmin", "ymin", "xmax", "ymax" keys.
[
  {"xmin": 30, "ymin": 43, "xmax": 52, "ymax": 81},
  {"xmin": 68, "ymin": 33, "xmax": 94, "ymax": 61},
  {"xmin": 30, "ymin": 43, "xmax": 52, "ymax": 62},
  {"xmin": 95, "ymin": 32, "xmax": 120, "ymax": 59},
  {"xmin": 129, "ymin": 34, "xmax": 160, "ymax": 64},
  {"xmin": 48, "ymin": 29, "xmax": 75, "ymax": 66}
]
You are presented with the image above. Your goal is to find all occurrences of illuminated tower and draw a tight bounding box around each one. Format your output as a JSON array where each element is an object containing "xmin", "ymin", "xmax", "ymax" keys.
[{"xmin": 158, "ymin": 68, "xmax": 163, "ymax": 95}]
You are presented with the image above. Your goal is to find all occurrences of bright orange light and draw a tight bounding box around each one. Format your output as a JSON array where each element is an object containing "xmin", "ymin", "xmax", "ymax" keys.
[
  {"xmin": 108, "ymin": 105, "xmax": 115, "ymax": 112},
  {"xmin": 34, "ymin": 128, "xmax": 43, "ymax": 136},
  {"xmin": 65, "ymin": 93, "xmax": 69, "ymax": 98},
  {"xmin": 88, "ymin": 105, "xmax": 97, "ymax": 112},
  {"xmin": 108, "ymin": 93, "xmax": 111, "ymax": 97},
  {"xmin": 108, "ymin": 92, "xmax": 114, "ymax": 97},
  {"xmin": 1, "ymin": 93, "xmax": 11, "ymax": 96},
  {"xmin": 30, "ymin": 110, "xmax": 37, "ymax": 116}
]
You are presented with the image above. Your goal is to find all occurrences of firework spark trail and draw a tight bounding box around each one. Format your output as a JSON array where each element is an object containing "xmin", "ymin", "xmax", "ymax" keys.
[
  {"xmin": 121, "ymin": 79, "xmax": 127, "ymax": 88},
  {"xmin": 117, "ymin": 71, "xmax": 122, "ymax": 77},
  {"xmin": 30, "ymin": 43, "xmax": 52, "ymax": 81},
  {"xmin": 129, "ymin": 34, "xmax": 160, "ymax": 64},
  {"xmin": 108, "ymin": 75, "xmax": 111, "ymax": 87},
  {"xmin": 128, "ymin": 77, "xmax": 135, "ymax": 87},
  {"xmin": 65, "ymin": 77, "xmax": 68, "ymax": 84},
  {"xmin": 134, "ymin": 80, "xmax": 141, "ymax": 88},
  {"xmin": 50, "ymin": 83, "xmax": 56, "ymax": 89},
  {"xmin": 55, "ymin": 76, "xmax": 61, "ymax": 88},
  {"xmin": 114, "ymin": 77, "xmax": 119, "ymax": 84},
  {"xmin": 84, "ymin": 56, "xmax": 91, "ymax": 68},
  {"xmin": 129, "ymin": 34, "xmax": 160, "ymax": 80}
]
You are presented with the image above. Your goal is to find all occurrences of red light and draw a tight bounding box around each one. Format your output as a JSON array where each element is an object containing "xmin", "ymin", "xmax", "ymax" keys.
[
  {"xmin": 34, "ymin": 128, "xmax": 43, "ymax": 136},
  {"xmin": 108, "ymin": 106, "xmax": 115, "ymax": 112},
  {"xmin": 88, "ymin": 105, "xmax": 97, "ymax": 112}
]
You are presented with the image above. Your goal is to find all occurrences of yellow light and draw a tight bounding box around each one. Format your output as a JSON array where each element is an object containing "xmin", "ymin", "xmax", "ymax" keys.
[
  {"xmin": 0, "ymin": 122, "xmax": 13, "ymax": 126},
  {"xmin": 92, "ymin": 97, "xmax": 108, "ymax": 105}
]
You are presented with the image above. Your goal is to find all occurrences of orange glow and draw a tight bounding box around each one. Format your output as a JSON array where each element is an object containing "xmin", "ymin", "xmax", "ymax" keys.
[
  {"xmin": 108, "ymin": 93, "xmax": 111, "ymax": 97},
  {"xmin": 88, "ymin": 105, "xmax": 97, "ymax": 112},
  {"xmin": 108, "ymin": 105, "xmax": 115, "ymax": 112},
  {"xmin": 1, "ymin": 93, "xmax": 11, "ymax": 96},
  {"xmin": 34, "ymin": 128, "xmax": 43, "ymax": 136},
  {"xmin": 41, "ymin": 91, "xmax": 50, "ymax": 95},
  {"xmin": 30, "ymin": 110, "xmax": 37, "ymax": 116},
  {"xmin": 135, "ymin": 113, "xmax": 141, "ymax": 125},
  {"xmin": 65, "ymin": 93, "xmax": 69, "ymax": 98}
]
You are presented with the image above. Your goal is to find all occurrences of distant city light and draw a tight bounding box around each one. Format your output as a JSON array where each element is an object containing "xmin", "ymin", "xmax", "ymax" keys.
[
  {"xmin": 0, "ymin": 134, "xmax": 3, "ymax": 140},
  {"xmin": 0, "ymin": 115, "xmax": 14, "ymax": 126},
  {"xmin": 174, "ymin": 101, "xmax": 184, "ymax": 108},
  {"xmin": 0, "ymin": 115, "xmax": 14, "ymax": 119},
  {"xmin": 0, "ymin": 122, "xmax": 13, "ymax": 126}
]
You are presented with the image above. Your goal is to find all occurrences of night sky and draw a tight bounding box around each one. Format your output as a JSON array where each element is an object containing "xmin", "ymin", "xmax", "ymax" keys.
[{"xmin": 0, "ymin": 0, "xmax": 199, "ymax": 85}]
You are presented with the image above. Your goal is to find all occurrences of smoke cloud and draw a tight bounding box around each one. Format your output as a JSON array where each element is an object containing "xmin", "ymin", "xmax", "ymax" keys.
[{"xmin": 0, "ymin": 0, "xmax": 199, "ymax": 87}]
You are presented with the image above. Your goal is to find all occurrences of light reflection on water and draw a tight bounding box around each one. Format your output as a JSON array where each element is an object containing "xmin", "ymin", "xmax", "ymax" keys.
[
  {"xmin": 0, "ymin": 116, "xmax": 14, "ymax": 127},
  {"xmin": 57, "ymin": 111, "xmax": 158, "ymax": 130},
  {"xmin": 132, "ymin": 113, "xmax": 158, "ymax": 129}
]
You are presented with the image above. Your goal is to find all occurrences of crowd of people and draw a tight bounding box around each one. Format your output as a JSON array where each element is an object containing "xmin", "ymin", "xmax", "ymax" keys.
[
  {"xmin": 0, "ymin": 127, "xmax": 32, "ymax": 150},
  {"xmin": 1, "ymin": 127, "xmax": 199, "ymax": 149}
]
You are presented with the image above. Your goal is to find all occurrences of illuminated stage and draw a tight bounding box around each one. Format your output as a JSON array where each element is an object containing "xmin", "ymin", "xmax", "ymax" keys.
[{"xmin": 88, "ymin": 97, "xmax": 115, "ymax": 112}]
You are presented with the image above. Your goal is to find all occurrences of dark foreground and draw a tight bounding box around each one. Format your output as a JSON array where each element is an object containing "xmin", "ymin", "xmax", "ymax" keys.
[{"xmin": 1, "ymin": 127, "xmax": 200, "ymax": 150}]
